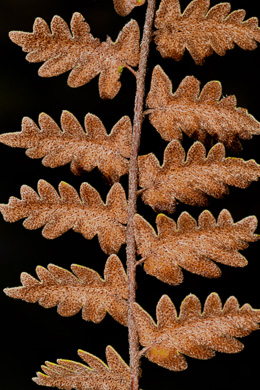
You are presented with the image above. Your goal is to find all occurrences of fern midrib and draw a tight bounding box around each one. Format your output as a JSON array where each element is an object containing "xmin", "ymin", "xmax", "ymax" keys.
[
  {"xmin": 20, "ymin": 202, "xmax": 126, "ymax": 228},
  {"xmin": 167, "ymin": 19, "xmax": 252, "ymax": 35},
  {"xmin": 145, "ymin": 312, "xmax": 249, "ymax": 344},
  {"xmin": 21, "ymin": 284, "xmax": 127, "ymax": 300},
  {"xmin": 157, "ymin": 101, "xmax": 248, "ymax": 125}
]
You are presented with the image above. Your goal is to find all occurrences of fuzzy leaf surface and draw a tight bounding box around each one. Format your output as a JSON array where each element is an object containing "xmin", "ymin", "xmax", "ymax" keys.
[
  {"xmin": 113, "ymin": 0, "xmax": 146, "ymax": 16},
  {"xmin": 0, "ymin": 112, "xmax": 132, "ymax": 182},
  {"xmin": 134, "ymin": 210, "xmax": 258, "ymax": 285},
  {"xmin": 9, "ymin": 15, "xmax": 140, "ymax": 98},
  {"xmin": 9, "ymin": 13, "xmax": 99, "ymax": 77},
  {"xmin": 154, "ymin": 0, "xmax": 260, "ymax": 64},
  {"xmin": 134, "ymin": 293, "xmax": 260, "ymax": 371},
  {"xmin": 138, "ymin": 141, "xmax": 260, "ymax": 213},
  {"xmin": 146, "ymin": 66, "xmax": 260, "ymax": 149},
  {"xmin": 33, "ymin": 345, "xmax": 130, "ymax": 390},
  {"xmin": 68, "ymin": 19, "xmax": 140, "ymax": 98},
  {"xmin": 0, "ymin": 180, "xmax": 127, "ymax": 254},
  {"xmin": 4, "ymin": 255, "xmax": 128, "ymax": 325}
]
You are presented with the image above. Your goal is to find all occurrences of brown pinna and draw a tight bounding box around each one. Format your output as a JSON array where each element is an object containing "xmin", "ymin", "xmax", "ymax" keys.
[{"xmin": 1, "ymin": 1, "xmax": 260, "ymax": 389}]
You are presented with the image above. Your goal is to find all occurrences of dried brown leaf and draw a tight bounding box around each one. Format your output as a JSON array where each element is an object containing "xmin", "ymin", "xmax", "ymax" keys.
[
  {"xmin": 4, "ymin": 255, "xmax": 128, "ymax": 325},
  {"xmin": 134, "ymin": 210, "xmax": 259, "ymax": 285},
  {"xmin": 33, "ymin": 345, "xmax": 130, "ymax": 389},
  {"xmin": 9, "ymin": 15, "xmax": 140, "ymax": 98},
  {"xmin": 9, "ymin": 13, "xmax": 99, "ymax": 76},
  {"xmin": 154, "ymin": 0, "xmax": 260, "ymax": 64},
  {"xmin": 0, "ymin": 180, "xmax": 127, "ymax": 254},
  {"xmin": 138, "ymin": 140, "xmax": 260, "ymax": 213},
  {"xmin": 146, "ymin": 66, "xmax": 260, "ymax": 149},
  {"xmin": 134, "ymin": 293, "xmax": 260, "ymax": 371},
  {"xmin": 0, "ymin": 112, "xmax": 132, "ymax": 182},
  {"xmin": 113, "ymin": 0, "xmax": 146, "ymax": 16}
]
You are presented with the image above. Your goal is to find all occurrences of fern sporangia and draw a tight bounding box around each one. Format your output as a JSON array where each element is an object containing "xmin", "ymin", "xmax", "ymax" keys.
[{"xmin": 1, "ymin": 1, "xmax": 260, "ymax": 389}]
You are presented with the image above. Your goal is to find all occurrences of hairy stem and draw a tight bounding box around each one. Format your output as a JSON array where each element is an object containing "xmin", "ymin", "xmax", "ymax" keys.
[{"xmin": 126, "ymin": 1, "xmax": 156, "ymax": 389}]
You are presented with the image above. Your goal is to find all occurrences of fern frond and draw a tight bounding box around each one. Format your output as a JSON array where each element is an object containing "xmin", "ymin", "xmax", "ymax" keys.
[
  {"xmin": 134, "ymin": 210, "xmax": 258, "ymax": 285},
  {"xmin": 33, "ymin": 345, "xmax": 130, "ymax": 389},
  {"xmin": 9, "ymin": 15, "xmax": 140, "ymax": 98},
  {"xmin": 0, "ymin": 180, "xmax": 127, "ymax": 254},
  {"xmin": 0, "ymin": 112, "xmax": 132, "ymax": 182},
  {"xmin": 113, "ymin": 0, "xmax": 146, "ymax": 16},
  {"xmin": 146, "ymin": 66, "xmax": 260, "ymax": 149},
  {"xmin": 154, "ymin": 0, "xmax": 260, "ymax": 64},
  {"xmin": 4, "ymin": 255, "xmax": 128, "ymax": 325},
  {"xmin": 138, "ymin": 141, "xmax": 260, "ymax": 213},
  {"xmin": 134, "ymin": 293, "xmax": 260, "ymax": 371}
]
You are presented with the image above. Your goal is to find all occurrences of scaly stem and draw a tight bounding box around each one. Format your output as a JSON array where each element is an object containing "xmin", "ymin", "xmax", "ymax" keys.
[{"xmin": 126, "ymin": 1, "xmax": 156, "ymax": 389}]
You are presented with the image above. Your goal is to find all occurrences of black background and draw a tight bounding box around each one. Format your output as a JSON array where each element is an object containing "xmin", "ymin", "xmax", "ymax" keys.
[{"xmin": 1, "ymin": 0, "xmax": 260, "ymax": 389}]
